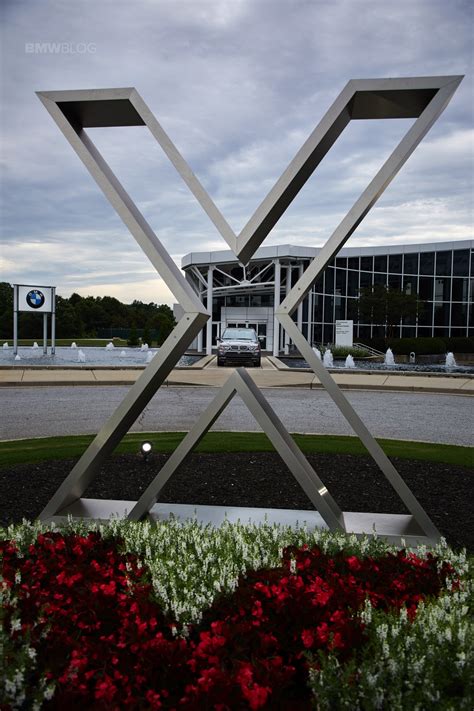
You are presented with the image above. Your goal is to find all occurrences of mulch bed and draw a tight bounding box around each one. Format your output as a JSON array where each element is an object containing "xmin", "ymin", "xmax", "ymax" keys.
[{"xmin": 1, "ymin": 452, "xmax": 473, "ymax": 552}]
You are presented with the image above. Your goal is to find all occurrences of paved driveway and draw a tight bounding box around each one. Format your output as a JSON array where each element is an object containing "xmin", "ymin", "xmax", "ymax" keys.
[{"xmin": 1, "ymin": 386, "xmax": 472, "ymax": 446}]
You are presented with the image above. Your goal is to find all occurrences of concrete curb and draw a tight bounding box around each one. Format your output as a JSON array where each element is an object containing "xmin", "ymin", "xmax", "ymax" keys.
[{"xmin": 0, "ymin": 366, "xmax": 472, "ymax": 395}]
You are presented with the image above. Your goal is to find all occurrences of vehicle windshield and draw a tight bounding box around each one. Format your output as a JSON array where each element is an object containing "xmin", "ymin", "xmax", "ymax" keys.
[{"xmin": 222, "ymin": 328, "xmax": 257, "ymax": 342}]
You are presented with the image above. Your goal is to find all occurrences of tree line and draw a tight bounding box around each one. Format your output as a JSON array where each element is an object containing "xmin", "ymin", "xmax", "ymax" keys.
[
  {"xmin": 0, "ymin": 282, "xmax": 176, "ymax": 345},
  {"xmin": 0, "ymin": 281, "xmax": 424, "ymax": 344}
]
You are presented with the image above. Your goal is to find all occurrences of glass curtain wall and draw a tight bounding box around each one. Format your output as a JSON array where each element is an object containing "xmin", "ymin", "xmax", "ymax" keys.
[
  {"xmin": 188, "ymin": 245, "xmax": 472, "ymax": 350},
  {"xmin": 309, "ymin": 248, "xmax": 472, "ymax": 342}
]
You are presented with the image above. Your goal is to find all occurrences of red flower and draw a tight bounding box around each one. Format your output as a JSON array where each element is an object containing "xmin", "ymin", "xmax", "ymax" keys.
[
  {"xmin": 95, "ymin": 675, "xmax": 117, "ymax": 702},
  {"xmin": 236, "ymin": 663, "xmax": 272, "ymax": 710},
  {"xmin": 346, "ymin": 555, "xmax": 362, "ymax": 571},
  {"xmin": 1, "ymin": 533, "xmax": 457, "ymax": 709}
]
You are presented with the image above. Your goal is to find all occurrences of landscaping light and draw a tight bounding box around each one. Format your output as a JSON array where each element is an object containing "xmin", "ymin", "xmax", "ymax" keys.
[{"xmin": 141, "ymin": 441, "xmax": 152, "ymax": 462}]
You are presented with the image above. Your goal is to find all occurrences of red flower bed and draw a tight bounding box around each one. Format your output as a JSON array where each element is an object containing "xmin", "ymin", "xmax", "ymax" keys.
[{"xmin": 1, "ymin": 533, "xmax": 457, "ymax": 710}]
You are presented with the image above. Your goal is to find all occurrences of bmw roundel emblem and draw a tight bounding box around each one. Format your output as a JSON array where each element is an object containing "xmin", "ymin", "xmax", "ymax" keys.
[{"xmin": 26, "ymin": 289, "xmax": 45, "ymax": 309}]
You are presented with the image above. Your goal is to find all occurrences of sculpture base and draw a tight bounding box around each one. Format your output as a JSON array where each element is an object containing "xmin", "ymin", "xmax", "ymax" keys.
[{"xmin": 45, "ymin": 498, "xmax": 436, "ymax": 547}]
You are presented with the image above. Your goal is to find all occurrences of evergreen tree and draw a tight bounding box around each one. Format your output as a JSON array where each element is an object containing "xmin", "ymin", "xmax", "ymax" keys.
[
  {"xmin": 358, "ymin": 285, "xmax": 423, "ymax": 338},
  {"xmin": 127, "ymin": 325, "xmax": 139, "ymax": 346}
]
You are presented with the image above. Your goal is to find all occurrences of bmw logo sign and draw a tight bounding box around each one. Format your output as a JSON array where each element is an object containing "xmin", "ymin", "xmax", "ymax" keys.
[{"xmin": 26, "ymin": 289, "xmax": 45, "ymax": 309}]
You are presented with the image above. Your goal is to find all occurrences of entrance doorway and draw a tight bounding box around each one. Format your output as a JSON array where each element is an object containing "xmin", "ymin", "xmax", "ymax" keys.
[{"xmin": 227, "ymin": 321, "xmax": 267, "ymax": 350}]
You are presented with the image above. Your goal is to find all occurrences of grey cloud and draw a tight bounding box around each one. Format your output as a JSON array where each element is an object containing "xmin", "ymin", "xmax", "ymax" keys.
[{"xmin": 0, "ymin": 0, "xmax": 472, "ymax": 304}]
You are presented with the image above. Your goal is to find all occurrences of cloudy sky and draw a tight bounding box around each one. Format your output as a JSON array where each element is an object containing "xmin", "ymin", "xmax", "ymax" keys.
[{"xmin": 1, "ymin": 0, "xmax": 472, "ymax": 305}]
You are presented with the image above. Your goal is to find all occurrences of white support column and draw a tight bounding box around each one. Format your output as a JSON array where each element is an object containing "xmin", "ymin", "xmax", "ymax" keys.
[
  {"xmin": 206, "ymin": 266, "xmax": 213, "ymax": 355},
  {"xmin": 43, "ymin": 313, "xmax": 48, "ymax": 355},
  {"xmin": 307, "ymin": 287, "xmax": 313, "ymax": 346},
  {"xmin": 284, "ymin": 265, "xmax": 291, "ymax": 355},
  {"xmin": 196, "ymin": 281, "xmax": 204, "ymax": 353},
  {"xmin": 13, "ymin": 285, "xmax": 18, "ymax": 355},
  {"xmin": 297, "ymin": 263, "xmax": 304, "ymax": 334},
  {"xmin": 184, "ymin": 270, "xmax": 199, "ymax": 350},
  {"xmin": 272, "ymin": 259, "xmax": 281, "ymax": 356}
]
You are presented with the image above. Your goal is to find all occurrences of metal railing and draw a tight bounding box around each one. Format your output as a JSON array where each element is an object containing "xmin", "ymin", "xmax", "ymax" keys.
[{"xmin": 353, "ymin": 342, "xmax": 385, "ymax": 356}]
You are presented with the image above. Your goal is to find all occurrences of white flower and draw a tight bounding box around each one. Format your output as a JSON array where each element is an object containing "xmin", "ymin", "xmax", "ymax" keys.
[
  {"xmin": 366, "ymin": 672, "xmax": 378, "ymax": 688},
  {"xmin": 456, "ymin": 651, "xmax": 466, "ymax": 669},
  {"xmin": 10, "ymin": 619, "xmax": 21, "ymax": 633},
  {"xmin": 181, "ymin": 624, "xmax": 190, "ymax": 638},
  {"xmin": 377, "ymin": 623, "xmax": 388, "ymax": 641},
  {"xmin": 387, "ymin": 658, "xmax": 398, "ymax": 675},
  {"xmin": 5, "ymin": 679, "xmax": 16, "ymax": 696},
  {"xmin": 44, "ymin": 685, "xmax": 55, "ymax": 701}
]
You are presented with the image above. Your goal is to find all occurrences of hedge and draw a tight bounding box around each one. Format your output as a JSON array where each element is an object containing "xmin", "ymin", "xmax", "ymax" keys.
[{"xmin": 359, "ymin": 336, "xmax": 474, "ymax": 356}]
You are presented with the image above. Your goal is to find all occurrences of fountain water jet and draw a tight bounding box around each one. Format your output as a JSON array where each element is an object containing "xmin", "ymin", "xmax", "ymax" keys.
[
  {"xmin": 78, "ymin": 350, "xmax": 86, "ymax": 363},
  {"xmin": 120, "ymin": 350, "xmax": 127, "ymax": 358},
  {"xmin": 105, "ymin": 342, "xmax": 115, "ymax": 350},
  {"xmin": 323, "ymin": 349, "xmax": 334, "ymax": 368},
  {"xmin": 32, "ymin": 342, "xmax": 39, "ymax": 349},
  {"xmin": 312, "ymin": 346, "xmax": 322, "ymax": 360},
  {"xmin": 70, "ymin": 342, "xmax": 77, "ymax": 349},
  {"xmin": 445, "ymin": 352, "xmax": 457, "ymax": 368},
  {"xmin": 146, "ymin": 350, "xmax": 154, "ymax": 363},
  {"xmin": 384, "ymin": 348, "xmax": 395, "ymax": 366},
  {"xmin": 140, "ymin": 343, "xmax": 149, "ymax": 351},
  {"xmin": 345, "ymin": 354, "xmax": 356, "ymax": 368},
  {"xmin": 3, "ymin": 343, "xmax": 9, "ymax": 349},
  {"xmin": 14, "ymin": 354, "xmax": 21, "ymax": 361}
]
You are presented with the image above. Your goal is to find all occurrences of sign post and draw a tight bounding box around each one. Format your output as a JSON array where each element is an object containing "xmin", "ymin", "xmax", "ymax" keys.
[
  {"xmin": 335, "ymin": 320, "xmax": 353, "ymax": 347},
  {"xmin": 13, "ymin": 285, "xmax": 56, "ymax": 355}
]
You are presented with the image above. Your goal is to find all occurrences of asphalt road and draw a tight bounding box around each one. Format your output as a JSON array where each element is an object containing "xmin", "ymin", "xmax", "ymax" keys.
[{"xmin": 1, "ymin": 386, "xmax": 472, "ymax": 446}]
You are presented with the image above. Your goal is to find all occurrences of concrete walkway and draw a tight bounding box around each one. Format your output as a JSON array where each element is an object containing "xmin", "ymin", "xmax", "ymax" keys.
[{"xmin": 0, "ymin": 356, "xmax": 472, "ymax": 394}]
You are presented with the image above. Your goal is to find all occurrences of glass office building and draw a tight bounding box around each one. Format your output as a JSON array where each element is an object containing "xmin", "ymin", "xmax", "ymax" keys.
[{"xmin": 182, "ymin": 240, "xmax": 474, "ymax": 354}]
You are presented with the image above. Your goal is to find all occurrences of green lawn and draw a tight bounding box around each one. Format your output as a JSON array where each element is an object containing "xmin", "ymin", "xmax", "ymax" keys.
[{"xmin": 0, "ymin": 432, "xmax": 472, "ymax": 469}]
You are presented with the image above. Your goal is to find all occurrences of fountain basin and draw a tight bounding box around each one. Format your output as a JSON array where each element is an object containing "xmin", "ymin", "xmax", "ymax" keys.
[
  {"xmin": 278, "ymin": 357, "xmax": 474, "ymax": 375},
  {"xmin": 0, "ymin": 346, "xmax": 201, "ymax": 368}
]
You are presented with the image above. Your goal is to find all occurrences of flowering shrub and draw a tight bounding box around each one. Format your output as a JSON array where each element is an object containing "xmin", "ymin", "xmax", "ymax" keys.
[
  {"xmin": 189, "ymin": 545, "xmax": 460, "ymax": 708},
  {"xmin": 2, "ymin": 525, "xmax": 470, "ymax": 710},
  {"xmin": 1, "ymin": 532, "xmax": 194, "ymax": 708},
  {"xmin": 309, "ymin": 593, "xmax": 474, "ymax": 710}
]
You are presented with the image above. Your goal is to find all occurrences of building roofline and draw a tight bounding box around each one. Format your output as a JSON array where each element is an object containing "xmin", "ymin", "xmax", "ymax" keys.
[{"xmin": 182, "ymin": 240, "xmax": 474, "ymax": 269}]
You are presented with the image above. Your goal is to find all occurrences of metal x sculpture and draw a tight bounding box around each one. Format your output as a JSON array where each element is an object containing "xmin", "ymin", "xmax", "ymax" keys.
[{"xmin": 38, "ymin": 76, "xmax": 462, "ymax": 545}]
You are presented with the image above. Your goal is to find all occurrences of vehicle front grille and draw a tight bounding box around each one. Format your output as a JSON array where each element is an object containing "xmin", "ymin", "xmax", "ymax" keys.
[{"xmin": 223, "ymin": 351, "xmax": 258, "ymax": 360}]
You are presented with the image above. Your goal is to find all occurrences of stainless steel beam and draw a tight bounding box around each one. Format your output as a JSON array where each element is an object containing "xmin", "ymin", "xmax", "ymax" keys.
[
  {"xmin": 278, "ymin": 313, "xmax": 440, "ymax": 541},
  {"xmin": 41, "ymin": 311, "xmax": 208, "ymax": 520},
  {"xmin": 39, "ymin": 78, "xmax": 462, "ymax": 268},
  {"xmin": 129, "ymin": 368, "xmax": 343, "ymax": 529},
  {"xmin": 37, "ymin": 89, "xmax": 210, "ymax": 521},
  {"xmin": 236, "ymin": 76, "xmax": 462, "ymax": 264},
  {"xmin": 271, "ymin": 77, "xmax": 463, "ymax": 544},
  {"xmin": 38, "ymin": 78, "xmax": 462, "ymax": 542}
]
